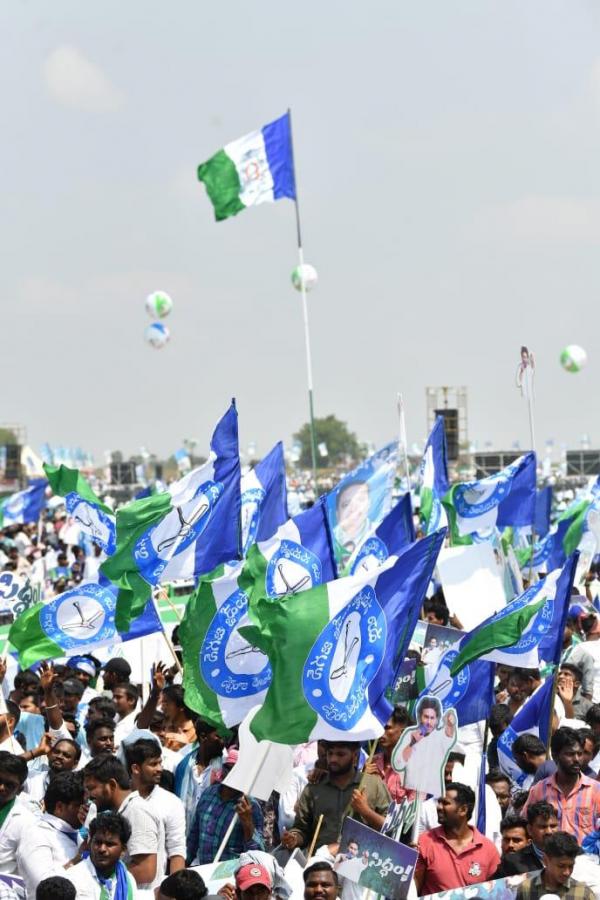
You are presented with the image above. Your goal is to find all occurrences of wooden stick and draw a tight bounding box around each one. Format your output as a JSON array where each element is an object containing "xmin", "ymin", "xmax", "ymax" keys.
[
  {"xmin": 339, "ymin": 739, "xmax": 379, "ymax": 832},
  {"xmin": 307, "ymin": 813, "xmax": 324, "ymax": 860},
  {"xmin": 157, "ymin": 587, "xmax": 183, "ymax": 623}
]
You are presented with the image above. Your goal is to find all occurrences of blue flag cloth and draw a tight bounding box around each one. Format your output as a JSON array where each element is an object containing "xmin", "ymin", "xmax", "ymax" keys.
[
  {"xmin": 535, "ymin": 486, "xmax": 553, "ymax": 538},
  {"xmin": 0, "ymin": 479, "xmax": 47, "ymax": 526},
  {"xmin": 419, "ymin": 416, "xmax": 450, "ymax": 535},
  {"xmin": 240, "ymin": 441, "xmax": 288, "ymax": 553},
  {"xmin": 326, "ymin": 441, "xmax": 398, "ymax": 575},
  {"xmin": 347, "ymin": 493, "xmax": 415, "ymax": 576},
  {"xmin": 418, "ymin": 647, "xmax": 495, "ymax": 727},
  {"xmin": 497, "ymin": 676, "xmax": 554, "ymax": 786},
  {"xmin": 477, "ymin": 749, "xmax": 487, "ymax": 835},
  {"xmin": 246, "ymin": 498, "xmax": 336, "ymax": 600}
]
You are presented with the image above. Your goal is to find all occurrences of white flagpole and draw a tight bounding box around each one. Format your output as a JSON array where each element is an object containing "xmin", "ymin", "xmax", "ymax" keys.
[
  {"xmin": 397, "ymin": 393, "xmax": 411, "ymax": 492},
  {"xmin": 516, "ymin": 347, "xmax": 537, "ymax": 582},
  {"xmin": 288, "ymin": 108, "xmax": 318, "ymax": 493}
]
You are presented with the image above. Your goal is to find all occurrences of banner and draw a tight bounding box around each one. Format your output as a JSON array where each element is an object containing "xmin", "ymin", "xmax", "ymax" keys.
[{"xmin": 336, "ymin": 818, "xmax": 417, "ymax": 900}]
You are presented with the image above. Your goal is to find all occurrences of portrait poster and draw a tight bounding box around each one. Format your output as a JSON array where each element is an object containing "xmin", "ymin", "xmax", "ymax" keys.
[{"xmin": 336, "ymin": 818, "xmax": 417, "ymax": 900}]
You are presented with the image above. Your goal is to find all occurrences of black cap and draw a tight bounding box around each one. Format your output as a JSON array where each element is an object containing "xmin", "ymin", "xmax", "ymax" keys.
[{"xmin": 101, "ymin": 658, "xmax": 131, "ymax": 677}]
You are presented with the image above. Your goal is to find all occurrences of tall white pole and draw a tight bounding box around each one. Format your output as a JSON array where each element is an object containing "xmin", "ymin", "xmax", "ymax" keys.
[
  {"xmin": 397, "ymin": 393, "xmax": 411, "ymax": 493},
  {"xmin": 288, "ymin": 108, "xmax": 318, "ymax": 493}
]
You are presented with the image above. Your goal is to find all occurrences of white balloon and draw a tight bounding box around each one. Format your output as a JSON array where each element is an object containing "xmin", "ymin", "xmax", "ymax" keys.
[
  {"xmin": 560, "ymin": 344, "xmax": 587, "ymax": 373},
  {"xmin": 145, "ymin": 322, "xmax": 170, "ymax": 349},
  {"xmin": 145, "ymin": 291, "xmax": 173, "ymax": 319},
  {"xmin": 291, "ymin": 263, "xmax": 318, "ymax": 292}
]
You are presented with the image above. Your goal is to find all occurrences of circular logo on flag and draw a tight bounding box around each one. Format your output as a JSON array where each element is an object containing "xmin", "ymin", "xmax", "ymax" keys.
[
  {"xmin": 40, "ymin": 582, "xmax": 116, "ymax": 650},
  {"xmin": 265, "ymin": 540, "xmax": 322, "ymax": 599},
  {"xmin": 240, "ymin": 487, "xmax": 265, "ymax": 555},
  {"xmin": 134, "ymin": 481, "xmax": 223, "ymax": 578},
  {"xmin": 493, "ymin": 577, "xmax": 557, "ymax": 655},
  {"xmin": 200, "ymin": 588, "xmax": 271, "ymax": 699},
  {"xmin": 302, "ymin": 585, "xmax": 387, "ymax": 729},
  {"xmin": 349, "ymin": 537, "xmax": 389, "ymax": 576},
  {"xmin": 453, "ymin": 476, "xmax": 510, "ymax": 519},
  {"xmin": 65, "ymin": 493, "xmax": 116, "ymax": 555},
  {"xmin": 419, "ymin": 648, "xmax": 470, "ymax": 710}
]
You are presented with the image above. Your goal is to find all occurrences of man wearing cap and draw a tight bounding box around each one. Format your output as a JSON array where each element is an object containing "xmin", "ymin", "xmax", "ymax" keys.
[
  {"xmin": 186, "ymin": 748, "xmax": 265, "ymax": 865},
  {"xmin": 101, "ymin": 658, "xmax": 131, "ymax": 693},
  {"xmin": 235, "ymin": 863, "xmax": 273, "ymax": 900},
  {"xmin": 66, "ymin": 656, "xmax": 99, "ymax": 711}
]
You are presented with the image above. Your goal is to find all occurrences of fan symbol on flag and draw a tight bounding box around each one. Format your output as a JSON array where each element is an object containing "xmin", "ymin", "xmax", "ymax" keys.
[
  {"xmin": 225, "ymin": 641, "xmax": 266, "ymax": 662},
  {"xmin": 156, "ymin": 499, "xmax": 210, "ymax": 553},
  {"xmin": 61, "ymin": 600, "xmax": 104, "ymax": 635},
  {"xmin": 276, "ymin": 563, "xmax": 310, "ymax": 596},
  {"xmin": 330, "ymin": 620, "xmax": 360, "ymax": 681}
]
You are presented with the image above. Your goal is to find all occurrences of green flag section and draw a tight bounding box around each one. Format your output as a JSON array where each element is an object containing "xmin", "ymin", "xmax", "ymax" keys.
[
  {"xmin": 43, "ymin": 463, "xmax": 116, "ymax": 555},
  {"xmin": 101, "ymin": 492, "xmax": 172, "ymax": 632},
  {"xmin": 449, "ymin": 555, "xmax": 577, "ymax": 676},
  {"xmin": 180, "ymin": 562, "xmax": 264, "ymax": 736},
  {"xmin": 197, "ymin": 113, "xmax": 295, "ymax": 222},
  {"xmin": 240, "ymin": 528, "xmax": 445, "ymax": 745},
  {"xmin": 562, "ymin": 499, "xmax": 593, "ymax": 557}
]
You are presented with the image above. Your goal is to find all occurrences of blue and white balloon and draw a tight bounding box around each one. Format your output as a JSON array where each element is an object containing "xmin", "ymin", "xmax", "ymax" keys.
[{"xmin": 145, "ymin": 322, "xmax": 170, "ymax": 349}]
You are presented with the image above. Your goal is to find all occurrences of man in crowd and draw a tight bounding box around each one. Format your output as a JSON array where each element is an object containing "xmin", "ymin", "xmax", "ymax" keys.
[
  {"xmin": 515, "ymin": 831, "xmax": 595, "ymax": 900},
  {"xmin": 512, "ymin": 734, "xmax": 547, "ymax": 788},
  {"xmin": 282, "ymin": 741, "xmax": 390, "ymax": 851},
  {"xmin": 234, "ymin": 862, "xmax": 273, "ymax": 900},
  {"xmin": 126, "ymin": 738, "xmax": 186, "ymax": 877},
  {"xmin": 499, "ymin": 815, "xmax": 529, "ymax": 857},
  {"xmin": 24, "ymin": 737, "xmax": 81, "ymax": 803},
  {"xmin": 486, "ymin": 770, "xmax": 512, "ymax": 817},
  {"xmin": 157, "ymin": 869, "xmax": 210, "ymax": 900},
  {"xmin": 112, "ymin": 684, "xmax": 140, "ymax": 747},
  {"xmin": 82, "ymin": 718, "xmax": 116, "ymax": 764},
  {"xmin": 496, "ymin": 801, "xmax": 559, "ymax": 876},
  {"xmin": 0, "ymin": 751, "xmax": 37, "ymax": 875},
  {"xmin": 100, "ymin": 659, "xmax": 131, "ymax": 693},
  {"xmin": 303, "ymin": 863, "xmax": 339, "ymax": 900},
  {"xmin": 186, "ymin": 748, "xmax": 264, "ymax": 865},
  {"xmin": 65, "ymin": 811, "xmax": 139, "ymax": 899},
  {"xmin": 83, "ymin": 754, "xmax": 159, "ymax": 889},
  {"xmin": 369, "ymin": 705, "xmax": 414, "ymax": 802},
  {"xmin": 415, "ymin": 782, "xmax": 500, "ymax": 895},
  {"xmin": 524, "ymin": 727, "xmax": 600, "ymax": 844},
  {"xmin": 18, "ymin": 771, "xmax": 84, "ymax": 896}
]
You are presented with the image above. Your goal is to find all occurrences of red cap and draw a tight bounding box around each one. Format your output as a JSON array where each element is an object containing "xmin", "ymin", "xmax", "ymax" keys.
[{"xmin": 235, "ymin": 864, "xmax": 272, "ymax": 892}]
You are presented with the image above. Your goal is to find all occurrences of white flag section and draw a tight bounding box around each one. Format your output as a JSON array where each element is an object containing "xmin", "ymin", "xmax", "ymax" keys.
[
  {"xmin": 437, "ymin": 543, "xmax": 507, "ymax": 630},
  {"xmin": 223, "ymin": 706, "xmax": 294, "ymax": 801}
]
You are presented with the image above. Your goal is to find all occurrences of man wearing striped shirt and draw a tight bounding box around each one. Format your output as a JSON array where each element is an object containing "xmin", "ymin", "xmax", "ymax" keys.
[{"xmin": 523, "ymin": 727, "xmax": 600, "ymax": 846}]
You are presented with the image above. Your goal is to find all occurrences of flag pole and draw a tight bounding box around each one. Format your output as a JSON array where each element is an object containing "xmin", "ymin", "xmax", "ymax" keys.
[
  {"xmin": 517, "ymin": 347, "xmax": 537, "ymax": 584},
  {"xmin": 397, "ymin": 393, "xmax": 411, "ymax": 492},
  {"xmin": 288, "ymin": 107, "xmax": 318, "ymax": 494}
]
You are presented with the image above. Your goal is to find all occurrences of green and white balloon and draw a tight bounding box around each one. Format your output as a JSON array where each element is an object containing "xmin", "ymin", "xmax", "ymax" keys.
[
  {"xmin": 145, "ymin": 291, "xmax": 173, "ymax": 319},
  {"xmin": 560, "ymin": 345, "xmax": 587, "ymax": 373},
  {"xmin": 291, "ymin": 263, "xmax": 318, "ymax": 292}
]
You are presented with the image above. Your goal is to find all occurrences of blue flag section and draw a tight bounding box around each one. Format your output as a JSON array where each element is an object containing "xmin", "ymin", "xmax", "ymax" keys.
[
  {"xmin": 347, "ymin": 493, "xmax": 415, "ymax": 576},
  {"xmin": 0, "ymin": 479, "xmax": 47, "ymax": 526},
  {"xmin": 497, "ymin": 676, "xmax": 554, "ymax": 787},
  {"xmin": 418, "ymin": 650, "xmax": 495, "ymax": 727},
  {"xmin": 535, "ymin": 486, "xmax": 553, "ymax": 538},
  {"xmin": 326, "ymin": 442, "xmax": 398, "ymax": 574},
  {"xmin": 419, "ymin": 416, "xmax": 450, "ymax": 535},
  {"xmin": 240, "ymin": 441, "xmax": 288, "ymax": 553}
]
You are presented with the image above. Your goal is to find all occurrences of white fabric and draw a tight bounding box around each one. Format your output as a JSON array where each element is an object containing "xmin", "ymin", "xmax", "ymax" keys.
[
  {"xmin": 66, "ymin": 856, "xmax": 139, "ymax": 900},
  {"xmin": 113, "ymin": 711, "xmax": 138, "ymax": 748},
  {"xmin": 17, "ymin": 812, "xmax": 78, "ymax": 896},
  {"xmin": 0, "ymin": 737, "xmax": 22, "ymax": 757},
  {"xmin": 23, "ymin": 769, "xmax": 48, "ymax": 804},
  {"xmin": 142, "ymin": 785, "xmax": 186, "ymax": 878},
  {"xmin": 571, "ymin": 641, "xmax": 600, "ymax": 703},
  {"xmin": 0, "ymin": 800, "xmax": 37, "ymax": 874},
  {"xmin": 117, "ymin": 792, "xmax": 159, "ymax": 891},
  {"xmin": 278, "ymin": 765, "xmax": 310, "ymax": 833},
  {"xmin": 573, "ymin": 855, "xmax": 600, "ymax": 899}
]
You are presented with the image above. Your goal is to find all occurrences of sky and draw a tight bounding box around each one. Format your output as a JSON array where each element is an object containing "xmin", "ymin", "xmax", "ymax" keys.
[{"xmin": 2, "ymin": 1, "xmax": 600, "ymax": 464}]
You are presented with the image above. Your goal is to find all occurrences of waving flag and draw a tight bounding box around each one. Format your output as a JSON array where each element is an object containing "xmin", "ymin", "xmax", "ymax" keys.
[
  {"xmin": 44, "ymin": 464, "xmax": 116, "ymax": 555},
  {"xmin": 326, "ymin": 442, "xmax": 398, "ymax": 574},
  {"xmin": 0, "ymin": 480, "xmax": 47, "ymax": 527},
  {"xmin": 417, "ymin": 642, "xmax": 495, "ymax": 728},
  {"xmin": 197, "ymin": 112, "xmax": 295, "ymax": 222},
  {"xmin": 449, "ymin": 553, "xmax": 578, "ymax": 676},
  {"xmin": 180, "ymin": 562, "xmax": 266, "ymax": 734},
  {"xmin": 245, "ymin": 499, "xmax": 335, "ymax": 603},
  {"xmin": 345, "ymin": 493, "xmax": 415, "ymax": 576},
  {"xmin": 102, "ymin": 403, "xmax": 241, "ymax": 631},
  {"xmin": 240, "ymin": 442, "xmax": 288, "ymax": 555},
  {"xmin": 240, "ymin": 528, "xmax": 446, "ymax": 744},
  {"xmin": 9, "ymin": 578, "xmax": 162, "ymax": 668},
  {"xmin": 419, "ymin": 417, "xmax": 449, "ymax": 535},
  {"xmin": 497, "ymin": 677, "xmax": 554, "ymax": 787},
  {"xmin": 535, "ymin": 486, "xmax": 553, "ymax": 538},
  {"xmin": 443, "ymin": 452, "xmax": 536, "ymax": 543}
]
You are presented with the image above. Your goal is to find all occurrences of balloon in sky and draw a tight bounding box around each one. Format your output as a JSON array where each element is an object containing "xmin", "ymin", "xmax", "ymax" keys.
[
  {"xmin": 145, "ymin": 291, "xmax": 173, "ymax": 319},
  {"xmin": 145, "ymin": 322, "xmax": 170, "ymax": 349},
  {"xmin": 560, "ymin": 345, "xmax": 587, "ymax": 373},
  {"xmin": 291, "ymin": 263, "xmax": 318, "ymax": 292}
]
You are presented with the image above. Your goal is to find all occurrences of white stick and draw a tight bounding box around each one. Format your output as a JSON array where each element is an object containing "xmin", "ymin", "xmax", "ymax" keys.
[
  {"xmin": 212, "ymin": 742, "xmax": 271, "ymax": 864},
  {"xmin": 397, "ymin": 393, "xmax": 411, "ymax": 492}
]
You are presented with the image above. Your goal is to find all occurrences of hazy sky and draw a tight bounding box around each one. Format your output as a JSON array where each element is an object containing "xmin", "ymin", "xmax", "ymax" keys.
[{"xmin": 2, "ymin": 1, "xmax": 600, "ymax": 464}]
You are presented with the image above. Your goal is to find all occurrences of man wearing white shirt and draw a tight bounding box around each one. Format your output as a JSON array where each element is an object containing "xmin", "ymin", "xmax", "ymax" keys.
[
  {"xmin": 127, "ymin": 738, "xmax": 186, "ymax": 882},
  {"xmin": 112, "ymin": 685, "xmax": 140, "ymax": 749},
  {"xmin": 66, "ymin": 810, "xmax": 138, "ymax": 900},
  {"xmin": 83, "ymin": 755, "xmax": 159, "ymax": 890},
  {"xmin": 0, "ymin": 702, "xmax": 23, "ymax": 757},
  {"xmin": 0, "ymin": 751, "xmax": 37, "ymax": 875},
  {"xmin": 23, "ymin": 737, "xmax": 81, "ymax": 804},
  {"xmin": 17, "ymin": 771, "xmax": 83, "ymax": 896}
]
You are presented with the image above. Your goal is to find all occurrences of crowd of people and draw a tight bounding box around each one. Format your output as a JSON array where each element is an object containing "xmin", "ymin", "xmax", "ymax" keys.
[{"xmin": 3, "ymin": 513, "xmax": 600, "ymax": 900}]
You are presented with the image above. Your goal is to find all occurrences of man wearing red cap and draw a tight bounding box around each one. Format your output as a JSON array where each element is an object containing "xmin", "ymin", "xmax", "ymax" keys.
[{"xmin": 235, "ymin": 863, "xmax": 273, "ymax": 900}]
